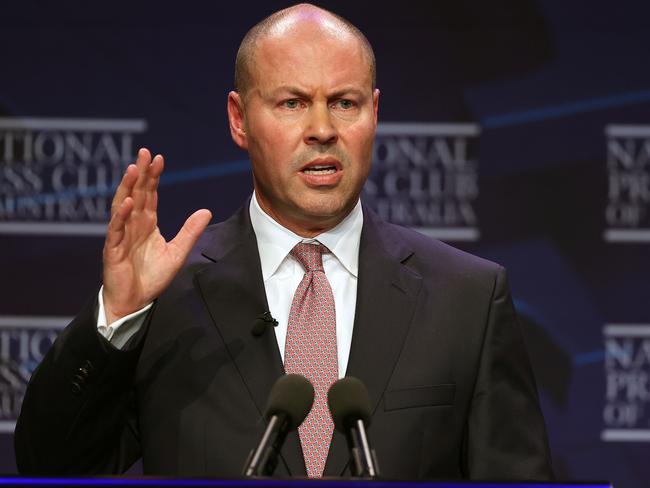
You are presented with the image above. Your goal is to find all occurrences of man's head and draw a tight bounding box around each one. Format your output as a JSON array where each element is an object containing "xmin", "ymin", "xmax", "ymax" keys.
[
  {"xmin": 234, "ymin": 5, "xmax": 376, "ymax": 97},
  {"xmin": 227, "ymin": 3, "xmax": 379, "ymax": 237}
]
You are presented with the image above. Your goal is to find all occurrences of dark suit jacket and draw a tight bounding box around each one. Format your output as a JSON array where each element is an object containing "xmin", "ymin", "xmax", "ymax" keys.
[{"xmin": 15, "ymin": 203, "xmax": 553, "ymax": 480}]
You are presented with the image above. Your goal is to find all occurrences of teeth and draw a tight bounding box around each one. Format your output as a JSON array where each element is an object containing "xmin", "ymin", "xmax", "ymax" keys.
[
  {"xmin": 303, "ymin": 164, "xmax": 336, "ymax": 175},
  {"xmin": 304, "ymin": 167, "xmax": 336, "ymax": 175}
]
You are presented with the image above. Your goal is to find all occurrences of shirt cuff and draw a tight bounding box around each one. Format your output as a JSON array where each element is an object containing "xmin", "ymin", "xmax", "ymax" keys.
[{"xmin": 97, "ymin": 285, "xmax": 153, "ymax": 344}]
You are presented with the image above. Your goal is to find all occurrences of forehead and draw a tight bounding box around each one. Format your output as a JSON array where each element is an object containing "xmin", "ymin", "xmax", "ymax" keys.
[{"xmin": 250, "ymin": 23, "xmax": 372, "ymax": 94}]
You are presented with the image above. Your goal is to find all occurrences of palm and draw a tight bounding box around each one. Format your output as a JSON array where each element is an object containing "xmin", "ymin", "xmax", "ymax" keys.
[{"xmin": 102, "ymin": 149, "xmax": 211, "ymax": 324}]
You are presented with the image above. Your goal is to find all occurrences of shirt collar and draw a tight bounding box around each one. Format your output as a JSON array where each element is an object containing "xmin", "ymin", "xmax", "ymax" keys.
[{"xmin": 249, "ymin": 192, "xmax": 363, "ymax": 281}]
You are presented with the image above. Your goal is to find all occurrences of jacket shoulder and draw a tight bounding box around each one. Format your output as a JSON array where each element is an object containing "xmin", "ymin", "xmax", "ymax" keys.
[
  {"xmin": 379, "ymin": 219, "xmax": 502, "ymax": 279},
  {"xmin": 186, "ymin": 204, "xmax": 251, "ymax": 265}
]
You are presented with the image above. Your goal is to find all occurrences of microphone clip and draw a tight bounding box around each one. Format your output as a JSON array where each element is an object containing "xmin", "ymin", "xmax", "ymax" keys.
[
  {"xmin": 259, "ymin": 311, "xmax": 278, "ymax": 327},
  {"xmin": 252, "ymin": 311, "xmax": 279, "ymax": 337}
]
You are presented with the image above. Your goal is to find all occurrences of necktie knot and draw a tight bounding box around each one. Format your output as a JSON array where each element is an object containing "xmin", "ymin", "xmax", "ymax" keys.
[{"xmin": 290, "ymin": 242, "xmax": 328, "ymax": 273}]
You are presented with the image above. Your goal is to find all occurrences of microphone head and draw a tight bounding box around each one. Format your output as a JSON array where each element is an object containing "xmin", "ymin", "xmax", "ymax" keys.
[
  {"xmin": 251, "ymin": 317, "xmax": 268, "ymax": 337},
  {"xmin": 328, "ymin": 376, "xmax": 373, "ymax": 433},
  {"xmin": 251, "ymin": 312, "xmax": 279, "ymax": 337},
  {"xmin": 265, "ymin": 374, "xmax": 315, "ymax": 429}
]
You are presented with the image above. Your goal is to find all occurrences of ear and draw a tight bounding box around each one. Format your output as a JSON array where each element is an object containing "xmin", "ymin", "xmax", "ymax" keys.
[
  {"xmin": 227, "ymin": 91, "xmax": 248, "ymax": 150},
  {"xmin": 372, "ymin": 88, "xmax": 380, "ymax": 126}
]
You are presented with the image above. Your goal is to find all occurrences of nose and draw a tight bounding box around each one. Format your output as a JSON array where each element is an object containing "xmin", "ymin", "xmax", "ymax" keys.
[{"xmin": 304, "ymin": 102, "xmax": 338, "ymax": 146}]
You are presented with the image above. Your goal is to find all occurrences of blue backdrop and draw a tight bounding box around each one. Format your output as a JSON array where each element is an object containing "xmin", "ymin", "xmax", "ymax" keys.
[{"xmin": 1, "ymin": 2, "xmax": 650, "ymax": 487}]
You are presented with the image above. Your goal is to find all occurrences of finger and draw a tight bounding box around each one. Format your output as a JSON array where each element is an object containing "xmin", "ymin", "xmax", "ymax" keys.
[
  {"xmin": 168, "ymin": 209, "xmax": 212, "ymax": 260},
  {"xmin": 105, "ymin": 196, "xmax": 135, "ymax": 249},
  {"xmin": 132, "ymin": 148, "xmax": 152, "ymax": 211},
  {"xmin": 144, "ymin": 154, "xmax": 164, "ymax": 213},
  {"xmin": 110, "ymin": 164, "xmax": 137, "ymax": 218}
]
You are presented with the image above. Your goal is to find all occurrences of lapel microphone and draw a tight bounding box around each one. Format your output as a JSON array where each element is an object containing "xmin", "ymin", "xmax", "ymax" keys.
[
  {"xmin": 251, "ymin": 311, "xmax": 279, "ymax": 337},
  {"xmin": 328, "ymin": 377, "xmax": 380, "ymax": 478}
]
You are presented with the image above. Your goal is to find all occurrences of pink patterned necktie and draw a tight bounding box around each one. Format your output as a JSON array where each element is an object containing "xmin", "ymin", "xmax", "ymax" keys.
[{"xmin": 284, "ymin": 242, "xmax": 339, "ymax": 478}]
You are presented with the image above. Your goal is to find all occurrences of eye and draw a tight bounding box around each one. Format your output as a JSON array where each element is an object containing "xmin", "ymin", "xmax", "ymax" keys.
[
  {"xmin": 335, "ymin": 99, "xmax": 355, "ymax": 110},
  {"xmin": 282, "ymin": 99, "xmax": 301, "ymax": 109}
]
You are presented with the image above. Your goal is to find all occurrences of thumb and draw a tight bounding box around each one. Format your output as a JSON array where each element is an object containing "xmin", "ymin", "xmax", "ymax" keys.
[{"xmin": 169, "ymin": 209, "xmax": 212, "ymax": 257}]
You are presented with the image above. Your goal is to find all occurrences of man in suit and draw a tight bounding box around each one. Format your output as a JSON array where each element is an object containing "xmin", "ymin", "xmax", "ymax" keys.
[{"xmin": 15, "ymin": 3, "xmax": 553, "ymax": 480}]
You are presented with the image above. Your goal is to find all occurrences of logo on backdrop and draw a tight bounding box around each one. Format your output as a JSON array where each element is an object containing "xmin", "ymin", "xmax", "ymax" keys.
[
  {"xmin": 601, "ymin": 324, "xmax": 650, "ymax": 442},
  {"xmin": 0, "ymin": 316, "xmax": 67, "ymax": 431},
  {"xmin": 0, "ymin": 117, "xmax": 147, "ymax": 236},
  {"xmin": 364, "ymin": 122, "xmax": 481, "ymax": 241},
  {"xmin": 604, "ymin": 125, "xmax": 650, "ymax": 243}
]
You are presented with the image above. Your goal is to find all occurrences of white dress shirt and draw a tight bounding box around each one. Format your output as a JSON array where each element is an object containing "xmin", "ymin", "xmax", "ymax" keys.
[
  {"xmin": 97, "ymin": 193, "xmax": 363, "ymax": 377},
  {"xmin": 249, "ymin": 192, "xmax": 362, "ymax": 377}
]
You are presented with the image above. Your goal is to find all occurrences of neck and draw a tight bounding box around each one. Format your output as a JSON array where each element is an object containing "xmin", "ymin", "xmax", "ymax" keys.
[{"xmin": 255, "ymin": 195, "xmax": 354, "ymax": 239}]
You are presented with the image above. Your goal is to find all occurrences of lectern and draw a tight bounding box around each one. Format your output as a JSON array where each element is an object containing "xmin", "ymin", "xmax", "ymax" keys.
[{"xmin": 0, "ymin": 478, "xmax": 611, "ymax": 488}]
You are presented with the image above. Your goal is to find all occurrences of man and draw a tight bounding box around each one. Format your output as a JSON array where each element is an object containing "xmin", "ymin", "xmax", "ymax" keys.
[{"xmin": 15, "ymin": 3, "xmax": 553, "ymax": 480}]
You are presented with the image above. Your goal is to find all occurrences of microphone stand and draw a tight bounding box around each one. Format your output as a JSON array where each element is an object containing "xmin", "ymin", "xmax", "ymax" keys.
[
  {"xmin": 243, "ymin": 414, "xmax": 289, "ymax": 477},
  {"xmin": 346, "ymin": 419, "xmax": 380, "ymax": 478}
]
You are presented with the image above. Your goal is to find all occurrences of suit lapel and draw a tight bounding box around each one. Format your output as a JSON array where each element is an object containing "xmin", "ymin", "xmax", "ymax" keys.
[
  {"xmin": 324, "ymin": 206, "xmax": 423, "ymax": 476},
  {"xmin": 195, "ymin": 206, "xmax": 305, "ymax": 476}
]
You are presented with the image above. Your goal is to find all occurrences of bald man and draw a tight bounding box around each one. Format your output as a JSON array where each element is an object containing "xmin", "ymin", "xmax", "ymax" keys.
[{"xmin": 15, "ymin": 4, "xmax": 553, "ymax": 480}]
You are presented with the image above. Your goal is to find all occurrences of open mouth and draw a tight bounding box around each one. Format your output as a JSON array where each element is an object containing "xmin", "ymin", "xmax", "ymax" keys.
[
  {"xmin": 300, "ymin": 158, "xmax": 342, "ymax": 174},
  {"xmin": 302, "ymin": 164, "xmax": 338, "ymax": 175},
  {"xmin": 298, "ymin": 158, "xmax": 343, "ymax": 186}
]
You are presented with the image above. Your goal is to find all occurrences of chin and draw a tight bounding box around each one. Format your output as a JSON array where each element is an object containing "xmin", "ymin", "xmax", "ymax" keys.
[{"xmin": 298, "ymin": 196, "xmax": 351, "ymax": 221}]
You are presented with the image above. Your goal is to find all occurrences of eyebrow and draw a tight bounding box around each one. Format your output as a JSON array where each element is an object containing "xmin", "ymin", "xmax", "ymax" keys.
[
  {"xmin": 330, "ymin": 87, "xmax": 367, "ymax": 99},
  {"xmin": 268, "ymin": 86, "xmax": 310, "ymax": 98},
  {"xmin": 269, "ymin": 86, "xmax": 368, "ymax": 99}
]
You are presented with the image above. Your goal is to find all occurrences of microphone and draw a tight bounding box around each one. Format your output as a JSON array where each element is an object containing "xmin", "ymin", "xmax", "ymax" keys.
[
  {"xmin": 243, "ymin": 374, "xmax": 314, "ymax": 477},
  {"xmin": 328, "ymin": 377, "xmax": 380, "ymax": 478},
  {"xmin": 251, "ymin": 311, "xmax": 279, "ymax": 337}
]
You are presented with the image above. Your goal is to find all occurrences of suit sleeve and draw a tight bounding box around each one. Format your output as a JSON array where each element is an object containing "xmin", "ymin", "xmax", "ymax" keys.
[
  {"xmin": 14, "ymin": 292, "xmax": 150, "ymax": 474},
  {"xmin": 464, "ymin": 266, "xmax": 554, "ymax": 480}
]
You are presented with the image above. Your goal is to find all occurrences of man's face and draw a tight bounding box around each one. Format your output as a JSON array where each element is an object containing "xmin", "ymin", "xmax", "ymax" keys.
[{"xmin": 228, "ymin": 24, "xmax": 379, "ymax": 236}]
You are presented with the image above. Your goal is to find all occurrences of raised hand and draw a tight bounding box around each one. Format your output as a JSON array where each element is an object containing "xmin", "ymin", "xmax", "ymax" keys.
[{"xmin": 102, "ymin": 148, "xmax": 212, "ymax": 324}]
